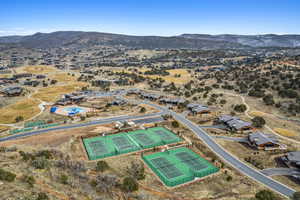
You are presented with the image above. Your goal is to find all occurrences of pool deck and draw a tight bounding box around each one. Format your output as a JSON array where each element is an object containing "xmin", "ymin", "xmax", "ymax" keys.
[{"xmin": 54, "ymin": 105, "xmax": 92, "ymax": 116}]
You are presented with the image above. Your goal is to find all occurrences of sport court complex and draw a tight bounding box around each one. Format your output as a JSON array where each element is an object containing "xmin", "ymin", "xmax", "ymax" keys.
[
  {"xmin": 83, "ymin": 127, "xmax": 182, "ymax": 160},
  {"xmin": 143, "ymin": 147, "xmax": 219, "ymax": 187}
]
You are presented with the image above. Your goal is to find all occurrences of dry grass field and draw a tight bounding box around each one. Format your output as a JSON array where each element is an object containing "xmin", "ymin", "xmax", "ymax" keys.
[
  {"xmin": 48, "ymin": 72, "xmax": 78, "ymax": 82},
  {"xmin": 16, "ymin": 65, "xmax": 57, "ymax": 74},
  {"xmin": 0, "ymin": 98, "xmax": 41, "ymax": 124},
  {"xmin": 146, "ymin": 69, "xmax": 192, "ymax": 84},
  {"xmin": 274, "ymin": 128, "xmax": 297, "ymax": 137},
  {"xmin": 32, "ymin": 82, "xmax": 87, "ymax": 102}
]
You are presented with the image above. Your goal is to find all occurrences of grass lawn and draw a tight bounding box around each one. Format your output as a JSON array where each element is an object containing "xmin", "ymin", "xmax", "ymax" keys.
[{"xmin": 0, "ymin": 98, "xmax": 41, "ymax": 124}]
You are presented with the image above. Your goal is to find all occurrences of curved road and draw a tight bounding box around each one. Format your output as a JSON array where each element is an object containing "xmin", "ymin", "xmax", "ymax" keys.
[
  {"xmin": 0, "ymin": 112, "xmax": 165, "ymax": 142},
  {"xmin": 146, "ymin": 101, "xmax": 295, "ymax": 198},
  {"xmin": 0, "ymin": 95, "xmax": 296, "ymax": 197}
]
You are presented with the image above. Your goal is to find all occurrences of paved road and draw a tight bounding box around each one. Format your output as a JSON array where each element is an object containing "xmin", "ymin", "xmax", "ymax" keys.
[
  {"xmin": 0, "ymin": 93, "xmax": 296, "ymax": 197},
  {"xmin": 145, "ymin": 101, "xmax": 295, "ymax": 198},
  {"xmin": 261, "ymin": 168, "xmax": 300, "ymax": 177},
  {"xmin": 0, "ymin": 112, "xmax": 165, "ymax": 142}
]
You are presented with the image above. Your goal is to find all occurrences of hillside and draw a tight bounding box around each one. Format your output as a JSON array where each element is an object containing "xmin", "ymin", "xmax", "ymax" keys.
[
  {"xmin": 0, "ymin": 31, "xmax": 247, "ymax": 50},
  {"xmin": 1, "ymin": 31, "xmax": 300, "ymax": 50},
  {"xmin": 180, "ymin": 34, "xmax": 300, "ymax": 47}
]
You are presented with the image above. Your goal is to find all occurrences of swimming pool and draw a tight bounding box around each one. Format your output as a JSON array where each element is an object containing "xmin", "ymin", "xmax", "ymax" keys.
[{"xmin": 63, "ymin": 107, "xmax": 85, "ymax": 115}]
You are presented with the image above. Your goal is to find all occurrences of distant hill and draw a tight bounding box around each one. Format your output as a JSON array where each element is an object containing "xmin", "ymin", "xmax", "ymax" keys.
[
  {"xmin": 1, "ymin": 31, "xmax": 300, "ymax": 49},
  {"xmin": 179, "ymin": 34, "xmax": 300, "ymax": 48},
  {"xmin": 0, "ymin": 31, "xmax": 246, "ymax": 49}
]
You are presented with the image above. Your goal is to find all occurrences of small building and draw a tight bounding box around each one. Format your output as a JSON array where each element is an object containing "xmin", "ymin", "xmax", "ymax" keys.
[
  {"xmin": 248, "ymin": 132, "xmax": 286, "ymax": 150},
  {"xmin": 160, "ymin": 97, "xmax": 185, "ymax": 105},
  {"xmin": 1, "ymin": 86, "xmax": 23, "ymax": 96},
  {"xmin": 217, "ymin": 115, "xmax": 252, "ymax": 132},
  {"xmin": 187, "ymin": 103, "xmax": 210, "ymax": 114},
  {"xmin": 281, "ymin": 152, "xmax": 300, "ymax": 168},
  {"xmin": 13, "ymin": 73, "xmax": 32, "ymax": 79},
  {"xmin": 140, "ymin": 92, "xmax": 161, "ymax": 100},
  {"xmin": 127, "ymin": 88, "xmax": 141, "ymax": 95},
  {"xmin": 109, "ymin": 99, "xmax": 127, "ymax": 106},
  {"xmin": 23, "ymin": 80, "xmax": 40, "ymax": 87},
  {"xmin": 36, "ymin": 75, "xmax": 46, "ymax": 79}
]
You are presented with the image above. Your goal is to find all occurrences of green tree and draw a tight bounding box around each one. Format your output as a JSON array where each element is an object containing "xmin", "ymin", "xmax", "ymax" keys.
[
  {"xmin": 251, "ymin": 116, "xmax": 266, "ymax": 128},
  {"xmin": 139, "ymin": 107, "xmax": 146, "ymax": 113},
  {"xmin": 96, "ymin": 160, "xmax": 109, "ymax": 172},
  {"xmin": 122, "ymin": 177, "xmax": 139, "ymax": 192},
  {"xmin": 171, "ymin": 120, "xmax": 179, "ymax": 128},
  {"xmin": 234, "ymin": 104, "xmax": 247, "ymax": 113}
]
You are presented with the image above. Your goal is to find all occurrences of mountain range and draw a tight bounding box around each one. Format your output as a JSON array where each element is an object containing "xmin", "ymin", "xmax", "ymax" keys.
[{"xmin": 1, "ymin": 31, "xmax": 300, "ymax": 49}]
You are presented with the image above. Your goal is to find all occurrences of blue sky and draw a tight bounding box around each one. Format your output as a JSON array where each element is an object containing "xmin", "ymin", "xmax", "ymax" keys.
[{"xmin": 0, "ymin": 0, "xmax": 299, "ymax": 36}]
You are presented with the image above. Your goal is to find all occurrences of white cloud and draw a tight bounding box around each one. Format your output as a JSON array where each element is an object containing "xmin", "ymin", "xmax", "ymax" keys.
[{"xmin": 0, "ymin": 28, "xmax": 56, "ymax": 36}]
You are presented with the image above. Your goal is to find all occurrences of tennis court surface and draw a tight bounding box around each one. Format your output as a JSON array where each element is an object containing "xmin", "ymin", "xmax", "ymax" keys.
[
  {"xmin": 83, "ymin": 127, "xmax": 182, "ymax": 160},
  {"xmin": 142, "ymin": 147, "xmax": 219, "ymax": 187}
]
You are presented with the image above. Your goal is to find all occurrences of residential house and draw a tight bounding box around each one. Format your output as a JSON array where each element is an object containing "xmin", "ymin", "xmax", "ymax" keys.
[
  {"xmin": 248, "ymin": 131, "xmax": 286, "ymax": 150},
  {"xmin": 281, "ymin": 151, "xmax": 300, "ymax": 168},
  {"xmin": 217, "ymin": 115, "xmax": 253, "ymax": 132},
  {"xmin": 1, "ymin": 86, "xmax": 23, "ymax": 96},
  {"xmin": 187, "ymin": 103, "xmax": 210, "ymax": 114}
]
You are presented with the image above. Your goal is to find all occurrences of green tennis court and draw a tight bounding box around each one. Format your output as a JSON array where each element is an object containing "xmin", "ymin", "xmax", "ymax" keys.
[
  {"xmin": 142, "ymin": 147, "xmax": 219, "ymax": 187},
  {"xmin": 83, "ymin": 127, "xmax": 182, "ymax": 160}
]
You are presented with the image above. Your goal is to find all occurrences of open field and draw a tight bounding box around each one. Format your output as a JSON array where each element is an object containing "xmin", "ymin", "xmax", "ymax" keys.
[
  {"xmin": 146, "ymin": 69, "xmax": 192, "ymax": 84},
  {"xmin": 15, "ymin": 65, "xmax": 57, "ymax": 74},
  {"xmin": 48, "ymin": 72, "xmax": 78, "ymax": 82},
  {"xmin": 32, "ymin": 82, "xmax": 88, "ymax": 102},
  {"xmin": 0, "ymin": 98, "xmax": 40, "ymax": 124},
  {"xmin": 274, "ymin": 128, "xmax": 297, "ymax": 137}
]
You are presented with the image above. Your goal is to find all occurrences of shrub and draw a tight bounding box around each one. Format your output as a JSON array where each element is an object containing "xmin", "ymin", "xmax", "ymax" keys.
[
  {"xmin": 22, "ymin": 175, "xmax": 35, "ymax": 187},
  {"xmin": 122, "ymin": 177, "xmax": 139, "ymax": 192},
  {"xmin": 292, "ymin": 192, "xmax": 300, "ymax": 200},
  {"xmin": 234, "ymin": 104, "xmax": 247, "ymax": 112},
  {"xmin": 36, "ymin": 192, "xmax": 49, "ymax": 200},
  {"xmin": 31, "ymin": 158, "xmax": 49, "ymax": 169},
  {"xmin": 59, "ymin": 174, "xmax": 69, "ymax": 184},
  {"xmin": 15, "ymin": 116, "xmax": 24, "ymax": 122},
  {"xmin": 127, "ymin": 161, "xmax": 145, "ymax": 180},
  {"xmin": 255, "ymin": 190, "xmax": 276, "ymax": 200},
  {"xmin": 0, "ymin": 168, "xmax": 16, "ymax": 182},
  {"xmin": 96, "ymin": 160, "xmax": 109, "ymax": 172}
]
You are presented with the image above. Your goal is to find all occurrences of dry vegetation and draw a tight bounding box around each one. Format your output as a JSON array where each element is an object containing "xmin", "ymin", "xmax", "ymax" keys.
[
  {"xmin": 15, "ymin": 65, "xmax": 57, "ymax": 74},
  {"xmin": 0, "ymin": 98, "xmax": 41, "ymax": 124}
]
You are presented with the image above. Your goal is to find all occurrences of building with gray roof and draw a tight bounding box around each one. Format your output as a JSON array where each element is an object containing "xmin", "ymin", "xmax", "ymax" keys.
[{"xmin": 248, "ymin": 131, "xmax": 286, "ymax": 150}]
